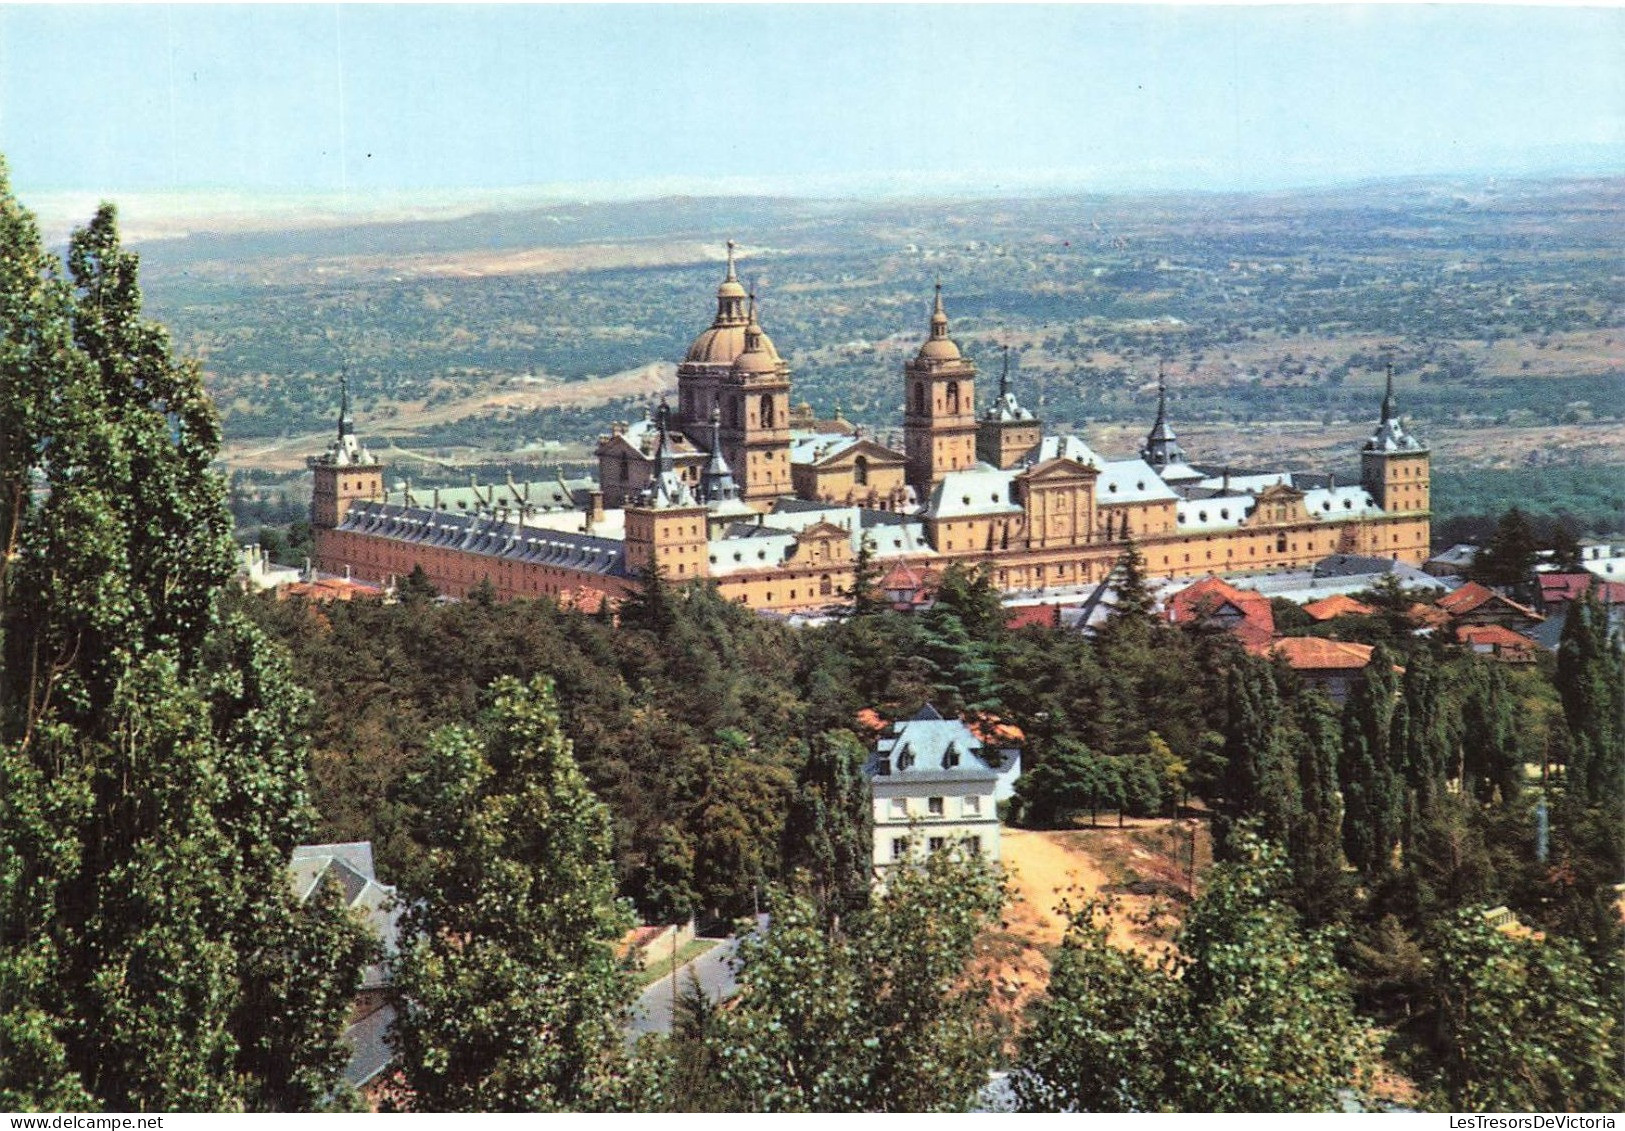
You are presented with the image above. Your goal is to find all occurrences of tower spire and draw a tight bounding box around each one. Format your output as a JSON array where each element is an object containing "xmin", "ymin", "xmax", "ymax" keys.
[
  {"xmin": 725, "ymin": 239, "xmax": 737, "ymax": 283},
  {"xmin": 338, "ymin": 370, "xmax": 355, "ymax": 439},
  {"xmin": 1381, "ymin": 362, "xmax": 1396, "ymax": 424},
  {"xmin": 1000, "ymin": 344, "xmax": 1011, "ymax": 401},
  {"xmin": 930, "ymin": 281, "xmax": 948, "ymax": 339}
]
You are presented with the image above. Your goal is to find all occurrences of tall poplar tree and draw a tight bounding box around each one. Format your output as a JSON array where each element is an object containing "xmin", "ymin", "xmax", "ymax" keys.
[
  {"xmin": 0, "ymin": 176, "xmax": 367, "ymax": 1111},
  {"xmin": 389, "ymin": 675, "xmax": 635, "ymax": 1111}
]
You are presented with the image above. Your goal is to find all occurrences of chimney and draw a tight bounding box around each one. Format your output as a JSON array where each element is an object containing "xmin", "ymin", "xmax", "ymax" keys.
[{"xmin": 587, "ymin": 489, "xmax": 605, "ymax": 530}]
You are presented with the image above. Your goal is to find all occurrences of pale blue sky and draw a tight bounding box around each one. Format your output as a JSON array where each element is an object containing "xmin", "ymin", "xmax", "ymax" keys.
[{"xmin": 2, "ymin": 4, "xmax": 1621, "ymax": 198}]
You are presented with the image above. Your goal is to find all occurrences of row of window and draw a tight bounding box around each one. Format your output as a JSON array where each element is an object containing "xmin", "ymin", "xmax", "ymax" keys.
[
  {"xmin": 892, "ymin": 835, "xmax": 982, "ymax": 860},
  {"xmin": 886, "ymin": 795, "xmax": 982, "ymax": 820}
]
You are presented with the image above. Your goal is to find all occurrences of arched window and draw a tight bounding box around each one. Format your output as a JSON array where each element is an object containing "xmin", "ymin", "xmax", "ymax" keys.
[
  {"xmin": 946, "ymin": 381, "xmax": 960, "ymax": 414},
  {"xmin": 759, "ymin": 394, "xmax": 774, "ymax": 430},
  {"xmin": 619, "ymin": 456, "xmax": 629, "ymax": 481},
  {"xmin": 913, "ymin": 382, "xmax": 926, "ymax": 415},
  {"xmin": 854, "ymin": 454, "xmax": 869, "ymax": 486}
]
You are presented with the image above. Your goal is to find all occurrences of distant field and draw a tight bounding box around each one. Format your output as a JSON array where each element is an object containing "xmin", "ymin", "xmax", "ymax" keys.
[{"xmin": 117, "ymin": 175, "xmax": 1620, "ymax": 517}]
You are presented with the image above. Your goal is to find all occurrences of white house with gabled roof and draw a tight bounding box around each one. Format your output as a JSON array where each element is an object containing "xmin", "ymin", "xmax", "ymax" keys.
[{"xmin": 863, "ymin": 704, "xmax": 1018, "ymax": 875}]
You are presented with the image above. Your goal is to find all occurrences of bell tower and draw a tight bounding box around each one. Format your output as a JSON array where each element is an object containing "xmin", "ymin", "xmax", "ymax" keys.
[
  {"xmin": 976, "ymin": 345, "xmax": 1042, "ymax": 470},
  {"xmin": 308, "ymin": 374, "xmax": 383, "ymax": 528},
  {"xmin": 903, "ymin": 285, "xmax": 979, "ymax": 495},
  {"xmin": 1360, "ymin": 364, "xmax": 1430, "ymax": 514},
  {"xmin": 717, "ymin": 295, "xmax": 793, "ymax": 502}
]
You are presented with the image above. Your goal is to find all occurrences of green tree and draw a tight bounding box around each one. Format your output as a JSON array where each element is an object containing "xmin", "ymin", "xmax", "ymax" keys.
[
  {"xmin": 844, "ymin": 532, "xmax": 883, "ymax": 616},
  {"xmin": 1286, "ymin": 692, "xmax": 1346, "ymax": 925},
  {"xmin": 1470, "ymin": 507, "xmax": 1538, "ymax": 594},
  {"xmin": 1340, "ymin": 645, "xmax": 1403, "ymax": 874},
  {"xmin": 1426, "ymin": 908, "xmax": 1623, "ymax": 1112},
  {"xmin": 396, "ymin": 562, "xmax": 439, "ymax": 604},
  {"xmin": 1219, "ymin": 657, "xmax": 1298, "ymax": 845},
  {"xmin": 712, "ymin": 850, "xmax": 1003, "ymax": 1111},
  {"xmin": 389, "ymin": 676, "xmax": 635, "ymax": 1111},
  {"xmin": 1555, "ymin": 591, "xmax": 1624, "ymax": 806},
  {"xmin": 1013, "ymin": 899, "xmax": 1175, "ymax": 1111},
  {"xmin": 781, "ymin": 730, "xmax": 873, "ymax": 917},
  {"xmin": 0, "ymin": 190, "xmax": 366, "ymax": 1112},
  {"xmin": 1015, "ymin": 738, "xmax": 1117, "ymax": 827}
]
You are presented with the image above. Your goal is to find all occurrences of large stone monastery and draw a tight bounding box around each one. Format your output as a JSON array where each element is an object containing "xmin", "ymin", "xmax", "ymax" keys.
[{"xmin": 310, "ymin": 242, "xmax": 1431, "ymax": 612}]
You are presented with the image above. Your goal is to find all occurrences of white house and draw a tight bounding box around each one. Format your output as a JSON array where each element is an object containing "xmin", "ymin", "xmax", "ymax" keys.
[{"xmin": 863, "ymin": 704, "xmax": 1017, "ymax": 875}]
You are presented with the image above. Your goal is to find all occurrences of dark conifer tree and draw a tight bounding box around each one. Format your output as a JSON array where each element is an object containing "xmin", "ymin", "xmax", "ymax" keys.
[
  {"xmin": 1340, "ymin": 644, "xmax": 1403, "ymax": 875},
  {"xmin": 781, "ymin": 730, "xmax": 873, "ymax": 917}
]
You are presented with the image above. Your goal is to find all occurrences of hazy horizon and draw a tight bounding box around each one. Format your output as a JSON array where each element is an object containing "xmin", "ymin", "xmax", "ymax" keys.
[{"xmin": 4, "ymin": 4, "xmax": 1622, "ymax": 219}]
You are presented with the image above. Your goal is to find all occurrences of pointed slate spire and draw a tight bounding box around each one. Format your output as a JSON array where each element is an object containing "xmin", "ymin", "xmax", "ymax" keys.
[
  {"xmin": 929, "ymin": 281, "xmax": 949, "ymax": 340},
  {"xmin": 1140, "ymin": 362, "xmax": 1185, "ymax": 468},
  {"xmin": 1380, "ymin": 362, "xmax": 1396, "ymax": 425},
  {"xmin": 700, "ymin": 406, "xmax": 740, "ymax": 504},
  {"xmin": 338, "ymin": 370, "xmax": 355, "ymax": 439}
]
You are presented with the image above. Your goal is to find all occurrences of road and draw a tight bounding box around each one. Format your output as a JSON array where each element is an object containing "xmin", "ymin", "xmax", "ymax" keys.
[{"xmin": 629, "ymin": 916, "xmax": 766, "ymax": 1037}]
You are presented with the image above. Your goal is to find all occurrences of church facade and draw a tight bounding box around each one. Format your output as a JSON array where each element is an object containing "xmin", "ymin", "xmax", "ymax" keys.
[{"xmin": 309, "ymin": 242, "xmax": 1431, "ymax": 613}]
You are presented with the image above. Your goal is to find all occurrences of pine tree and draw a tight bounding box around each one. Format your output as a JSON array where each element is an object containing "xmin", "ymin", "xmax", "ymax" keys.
[
  {"xmin": 1555, "ymin": 591, "xmax": 1624, "ymax": 806},
  {"xmin": 844, "ymin": 532, "xmax": 883, "ymax": 616},
  {"xmin": 389, "ymin": 675, "xmax": 635, "ymax": 1111},
  {"xmin": 1287, "ymin": 691, "xmax": 1346, "ymax": 925},
  {"xmin": 1340, "ymin": 645, "xmax": 1403, "ymax": 875},
  {"xmin": 0, "ymin": 183, "xmax": 366, "ymax": 1111},
  {"xmin": 1219, "ymin": 658, "xmax": 1299, "ymax": 847}
]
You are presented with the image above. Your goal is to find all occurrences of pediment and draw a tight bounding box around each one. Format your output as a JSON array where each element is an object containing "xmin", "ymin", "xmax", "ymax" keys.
[
  {"xmin": 816, "ymin": 438, "xmax": 907, "ymax": 469},
  {"xmin": 1020, "ymin": 457, "xmax": 1099, "ymax": 483},
  {"xmin": 797, "ymin": 520, "xmax": 852, "ymax": 542},
  {"xmin": 1255, "ymin": 482, "xmax": 1305, "ymax": 502}
]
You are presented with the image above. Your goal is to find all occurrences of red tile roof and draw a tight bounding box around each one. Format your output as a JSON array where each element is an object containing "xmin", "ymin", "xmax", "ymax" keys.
[
  {"xmin": 1005, "ymin": 604, "xmax": 1061, "ymax": 630},
  {"xmin": 281, "ymin": 577, "xmax": 384, "ymax": 603},
  {"xmin": 1167, "ymin": 575, "xmax": 1276, "ymax": 648},
  {"xmin": 1265, "ymin": 637, "xmax": 1377, "ymax": 671},
  {"xmin": 1303, "ymin": 594, "xmax": 1376, "ymax": 621},
  {"xmin": 1457, "ymin": 624, "xmax": 1543, "ymax": 661},
  {"xmin": 1437, "ymin": 581, "xmax": 1542, "ymax": 622}
]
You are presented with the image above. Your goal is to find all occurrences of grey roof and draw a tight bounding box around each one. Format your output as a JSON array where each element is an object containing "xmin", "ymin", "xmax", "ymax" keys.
[
  {"xmin": 342, "ymin": 1004, "xmax": 396, "ymax": 1088},
  {"xmin": 1025, "ymin": 434, "xmax": 1104, "ymax": 469},
  {"xmin": 926, "ymin": 464, "xmax": 1024, "ymax": 519},
  {"xmin": 1314, "ymin": 553, "xmax": 1434, "ymax": 582},
  {"xmin": 1430, "ymin": 544, "xmax": 1481, "ymax": 567},
  {"xmin": 289, "ymin": 842, "xmax": 401, "ymax": 992},
  {"xmin": 867, "ymin": 704, "xmax": 1001, "ymax": 782},
  {"xmin": 1096, "ymin": 459, "xmax": 1181, "ymax": 505},
  {"xmin": 339, "ymin": 502, "xmax": 628, "ymax": 577}
]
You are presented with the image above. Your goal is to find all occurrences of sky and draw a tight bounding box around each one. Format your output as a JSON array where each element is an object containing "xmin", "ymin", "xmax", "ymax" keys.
[{"xmin": 2, "ymin": 3, "xmax": 1622, "ymax": 203}]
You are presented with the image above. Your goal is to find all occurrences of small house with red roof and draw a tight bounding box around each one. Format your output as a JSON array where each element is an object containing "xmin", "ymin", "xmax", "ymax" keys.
[
  {"xmin": 1261, "ymin": 637, "xmax": 1381, "ymax": 704},
  {"xmin": 1436, "ymin": 581, "xmax": 1544, "ymax": 633},
  {"xmin": 1456, "ymin": 624, "xmax": 1542, "ymax": 664},
  {"xmin": 1166, "ymin": 575, "xmax": 1276, "ymax": 649}
]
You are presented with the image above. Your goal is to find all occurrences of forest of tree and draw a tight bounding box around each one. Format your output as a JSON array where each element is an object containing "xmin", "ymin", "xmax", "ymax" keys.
[{"xmin": 3, "ymin": 168, "xmax": 1620, "ymax": 1114}]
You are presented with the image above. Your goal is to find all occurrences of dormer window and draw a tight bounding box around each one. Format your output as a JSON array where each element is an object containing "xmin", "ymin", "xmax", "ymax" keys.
[
  {"xmin": 943, "ymin": 742, "xmax": 960, "ymax": 769},
  {"xmin": 897, "ymin": 745, "xmax": 914, "ymax": 771}
]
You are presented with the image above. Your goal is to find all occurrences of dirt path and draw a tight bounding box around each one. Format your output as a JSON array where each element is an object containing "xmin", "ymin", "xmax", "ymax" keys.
[{"xmin": 1000, "ymin": 827, "xmax": 1128, "ymax": 949}]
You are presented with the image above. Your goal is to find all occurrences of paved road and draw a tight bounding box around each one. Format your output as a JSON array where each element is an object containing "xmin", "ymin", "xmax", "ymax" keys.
[{"xmin": 629, "ymin": 935, "xmax": 741, "ymax": 1036}]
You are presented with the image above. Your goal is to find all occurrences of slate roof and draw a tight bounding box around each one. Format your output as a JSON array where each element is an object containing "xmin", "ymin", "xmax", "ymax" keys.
[
  {"xmin": 1096, "ymin": 459, "xmax": 1181, "ymax": 505},
  {"xmin": 927, "ymin": 465, "xmax": 1024, "ymax": 519},
  {"xmin": 867, "ymin": 704, "xmax": 1002, "ymax": 783},
  {"xmin": 338, "ymin": 502, "xmax": 628, "ymax": 577},
  {"xmin": 289, "ymin": 843, "xmax": 401, "ymax": 994}
]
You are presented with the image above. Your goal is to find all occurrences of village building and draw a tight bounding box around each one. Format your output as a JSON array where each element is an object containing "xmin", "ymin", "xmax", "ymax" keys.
[
  {"xmin": 1260, "ymin": 638, "xmax": 1382, "ymax": 704},
  {"xmin": 288, "ymin": 842, "xmax": 400, "ymax": 1097},
  {"xmin": 862, "ymin": 705, "xmax": 1019, "ymax": 876},
  {"xmin": 309, "ymin": 245, "xmax": 1435, "ymax": 613},
  {"xmin": 1436, "ymin": 581, "xmax": 1545, "ymax": 634},
  {"xmin": 1165, "ymin": 575, "xmax": 1277, "ymax": 648}
]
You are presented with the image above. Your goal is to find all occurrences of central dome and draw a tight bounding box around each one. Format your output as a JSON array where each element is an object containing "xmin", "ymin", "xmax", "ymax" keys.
[{"xmin": 684, "ymin": 240, "xmax": 751, "ymax": 365}]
